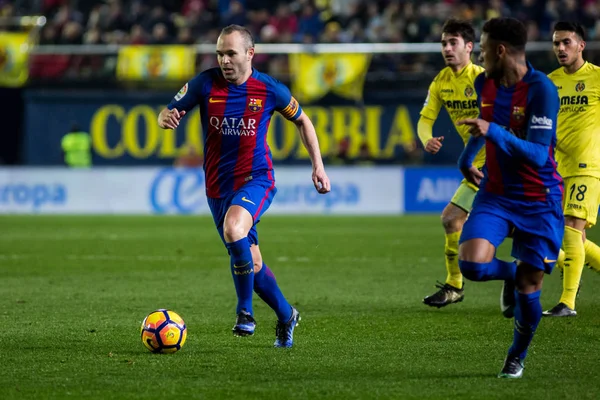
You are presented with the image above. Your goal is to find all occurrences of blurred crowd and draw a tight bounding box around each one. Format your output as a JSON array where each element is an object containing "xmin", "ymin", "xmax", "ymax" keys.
[
  {"xmin": 2, "ymin": 0, "xmax": 599, "ymax": 46},
  {"xmin": 1, "ymin": 0, "xmax": 599, "ymax": 87}
]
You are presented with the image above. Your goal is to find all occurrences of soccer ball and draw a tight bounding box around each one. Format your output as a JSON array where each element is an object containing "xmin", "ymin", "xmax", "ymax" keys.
[{"xmin": 140, "ymin": 309, "xmax": 187, "ymax": 353}]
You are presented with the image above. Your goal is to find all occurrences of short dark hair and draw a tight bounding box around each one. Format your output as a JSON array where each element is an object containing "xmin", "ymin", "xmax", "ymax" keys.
[
  {"xmin": 553, "ymin": 21, "xmax": 586, "ymax": 41},
  {"xmin": 442, "ymin": 19, "xmax": 475, "ymax": 44},
  {"xmin": 220, "ymin": 24, "xmax": 255, "ymax": 49},
  {"xmin": 482, "ymin": 18, "xmax": 527, "ymax": 52}
]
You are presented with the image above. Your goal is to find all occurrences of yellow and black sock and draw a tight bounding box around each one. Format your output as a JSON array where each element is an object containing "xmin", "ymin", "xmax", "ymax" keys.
[
  {"xmin": 584, "ymin": 239, "xmax": 600, "ymax": 273},
  {"xmin": 445, "ymin": 231, "xmax": 463, "ymax": 289},
  {"xmin": 559, "ymin": 226, "xmax": 585, "ymax": 310}
]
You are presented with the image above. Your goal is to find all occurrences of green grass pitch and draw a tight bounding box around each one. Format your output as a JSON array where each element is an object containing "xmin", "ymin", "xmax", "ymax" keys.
[{"xmin": 1, "ymin": 215, "xmax": 599, "ymax": 399}]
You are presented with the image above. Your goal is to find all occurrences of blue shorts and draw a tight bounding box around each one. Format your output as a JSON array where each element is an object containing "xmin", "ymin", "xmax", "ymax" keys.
[
  {"xmin": 207, "ymin": 176, "xmax": 277, "ymax": 246},
  {"xmin": 460, "ymin": 193, "xmax": 564, "ymax": 274}
]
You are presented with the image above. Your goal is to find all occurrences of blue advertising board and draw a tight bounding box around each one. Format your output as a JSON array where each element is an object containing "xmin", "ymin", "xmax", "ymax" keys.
[{"xmin": 404, "ymin": 167, "xmax": 464, "ymax": 213}]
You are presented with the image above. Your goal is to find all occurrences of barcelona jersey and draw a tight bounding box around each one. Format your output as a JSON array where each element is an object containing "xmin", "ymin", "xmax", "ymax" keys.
[
  {"xmin": 474, "ymin": 64, "xmax": 563, "ymax": 202},
  {"xmin": 168, "ymin": 68, "xmax": 302, "ymax": 198}
]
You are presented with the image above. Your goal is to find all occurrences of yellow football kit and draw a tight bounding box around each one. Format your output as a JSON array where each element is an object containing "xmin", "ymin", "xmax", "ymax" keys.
[
  {"xmin": 418, "ymin": 62, "xmax": 484, "ymax": 291},
  {"xmin": 547, "ymin": 61, "xmax": 600, "ymax": 311},
  {"xmin": 549, "ymin": 61, "xmax": 600, "ymax": 226},
  {"xmin": 419, "ymin": 62, "xmax": 485, "ymax": 212}
]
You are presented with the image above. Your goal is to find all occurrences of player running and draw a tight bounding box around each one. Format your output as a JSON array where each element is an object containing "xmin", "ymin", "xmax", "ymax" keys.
[
  {"xmin": 543, "ymin": 21, "xmax": 600, "ymax": 317},
  {"xmin": 457, "ymin": 18, "xmax": 563, "ymax": 378},
  {"xmin": 419, "ymin": 19, "xmax": 485, "ymax": 308},
  {"xmin": 158, "ymin": 24, "xmax": 331, "ymax": 347}
]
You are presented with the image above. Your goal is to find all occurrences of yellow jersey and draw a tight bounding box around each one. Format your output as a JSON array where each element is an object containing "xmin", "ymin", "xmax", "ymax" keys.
[
  {"xmin": 548, "ymin": 61, "xmax": 600, "ymax": 179},
  {"xmin": 420, "ymin": 62, "xmax": 485, "ymax": 168}
]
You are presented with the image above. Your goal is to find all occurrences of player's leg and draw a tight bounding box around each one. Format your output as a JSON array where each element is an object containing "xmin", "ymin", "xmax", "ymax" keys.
[
  {"xmin": 458, "ymin": 205, "xmax": 515, "ymax": 283},
  {"xmin": 423, "ymin": 181, "xmax": 475, "ymax": 308},
  {"xmin": 207, "ymin": 196, "xmax": 256, "ymax": 336},
  {"xmin": 545, "ymin": 176, "xmax": 600, "ymax": 316},
  {"xmin": 250, "ymin": 244, "xmax": 300, "ymax": 348},
  {"xmin": 226, "ymin": 177, "xmax": 278, "ymax": 336},
  {"xmin": 498, "ymin": 261, "xmax": 544, "ymax": 379},
  {"xmin": 458, "ymin": 198, "xmax": 518, "ymax": 316},
  {"xmin": 500, "ymin": 201, "xmax": 563, "ymax": 378},
  {"xmin": 223, "ymin": 205, "xmax": 257, "ymax": 336}
]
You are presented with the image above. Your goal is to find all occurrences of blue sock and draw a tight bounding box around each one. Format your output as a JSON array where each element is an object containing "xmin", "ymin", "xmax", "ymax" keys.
[
  {"xmin": 225, "ymin": 237, "xmax": 254, "ymax": 315},
  {"xmin": 459, "ymin": 258, "xmax": 517, "ymax": 282},
  {"xmin": 254, "ymin": 264, "xmax": 293, "ymax": 322},
  {"xmin": 508, "ymin": 290, "xmax": 542, "ymax": 360}
]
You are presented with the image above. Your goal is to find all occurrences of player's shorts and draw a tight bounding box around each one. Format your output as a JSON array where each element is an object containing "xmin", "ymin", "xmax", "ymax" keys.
[
  {"xmin": 460, "ymin": 193, "xmax": 564, "ymax": 274},
  {"xmin": 562, "ymin": 176, "xmax": 600, "ymax": 228},
  {"xmin": 450, "ymin": 179, "xmax": 479, "ymax": 212},
  {"xmin": 207, "ymin": 175, "xmax": 277, "ymax": 246}
]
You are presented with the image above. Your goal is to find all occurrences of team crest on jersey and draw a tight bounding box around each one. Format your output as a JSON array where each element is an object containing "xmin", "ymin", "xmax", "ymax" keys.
[
  {"xmin": 512, "ymin": 106, "xmax": 525, "ymax": 120},
  {"xmin": 464, "ymin": 86, "xmax": 474, "ymax": 97},
  {"xmin": 575, "ymin": 81, "xmax": 585, "ymax": 92},
  {"xmin": 174, "ymin": 83, "xmax": 188, "ymax": 101},
  {"xmin": 248, "ymin": 98, "xmax": 263, "ymax": 112}
]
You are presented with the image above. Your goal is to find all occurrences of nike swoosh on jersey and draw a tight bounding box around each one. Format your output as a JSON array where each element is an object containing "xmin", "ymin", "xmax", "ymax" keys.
[
  {"xmin": 209, "ymin": 98, "xmax": 226, "ymax": 103},
  {"xmin": 543, "ymin": 257, "xmax": 557, "ymax": 263},
  {"xmin": 241, "ymin": 196, "xmax": 256, "ymax": 205},
  {"xmin": 481, "ymin": 103, "xmax": 494, "ymax": 107},
  {"xmin": 233, "ymin": 261, "xmax": 251, "ymax": 269}
]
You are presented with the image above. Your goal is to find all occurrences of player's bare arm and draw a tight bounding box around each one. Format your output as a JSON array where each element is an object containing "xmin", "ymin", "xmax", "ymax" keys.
[
  {"xmin": 158, "ymin": 107, "xmax": 187, "ymax": 130},
  {"xmin": 293, "ymin": 111, "xmax": 331, "ymax": 194}
]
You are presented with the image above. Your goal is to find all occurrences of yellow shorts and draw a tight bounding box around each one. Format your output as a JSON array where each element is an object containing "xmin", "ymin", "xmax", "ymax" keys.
[
  {"xmin": 563, "ymin": 176, "xmax": 600, "ymax": 228},
  {"xmin": 450, "ymin": 179, "xmax": 479, "ymax": 213}
]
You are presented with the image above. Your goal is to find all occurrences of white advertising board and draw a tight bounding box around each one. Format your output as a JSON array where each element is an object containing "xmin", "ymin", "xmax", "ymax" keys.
[{"xmin": 0, "ymin": 167, "xmax": 403, "ymax": 215}]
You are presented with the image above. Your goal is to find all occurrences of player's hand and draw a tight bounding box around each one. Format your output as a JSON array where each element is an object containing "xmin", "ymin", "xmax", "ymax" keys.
[
  {"xmin": 461, "ymin": 165, "xmax": 484, "ymax": 187},
  {"xmin": 425, "ymin": 136, "xmax": 444, "ymax": 154},
  {"xmin": 159, "ymin": 109, "xmax": 186, "ymax": 129},
  {"xmin": 457, "ymin": 118, "xmax": 490, "ymax": 137},
  {"xmin": 312, "ymin": 166, "xmax": 331, "ymax": 194}
]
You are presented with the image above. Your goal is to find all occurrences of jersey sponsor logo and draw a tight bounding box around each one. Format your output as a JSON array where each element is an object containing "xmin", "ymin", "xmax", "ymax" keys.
[
  {"xmin": 530, "ymin": 115, "xmax": 553, "ymax": 130},
  {"xmin": 241, "ymin": 196, "xmax": 256, "ymax": 205},
  {"xmin": 575, "ymin": 81, "xmax": 585, "ymax": 92},
  {"xmin": 464, "ymin": 86, "xmax": 474, "ymax": 97},
  {"xmin": 174, "ymin": 83, "xmax": 188, "ymax": 101},
  {"xmin": 248, "ymin": 98, "xmax": 263, "ymax": 112},
  {"xmin": 209, "ymin": 116, "xmax": 257, "ymax": 136},
  {"xmin": 209, "ymin": 97, "xmax": 227, "ymax": 103},
  {"xmin": 444, "ymin": 99, "xmax": 477, "ymax": 110},
  {"xmin": 440, "ymin": 89, "xmax": 454, "ymax": 93},
  {"xmin": 149, "ymin": 168, "xmax": 206, "ymax": 214},
  {"xmin": 560, "ymin": 95, "xmax": 588, "ymax": 105}
]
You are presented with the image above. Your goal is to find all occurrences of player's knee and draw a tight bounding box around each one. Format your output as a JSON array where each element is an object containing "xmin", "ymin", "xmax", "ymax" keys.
[
  {"xmin": 441, "ymin": 207, "xmax": 465, "ymax": 233},
  {"xmin": 223, "ymin": 220, "xmax": 247, "ymax": 242},
  {"xmin": 458, "ymin": 260, "xmax": 489, "ymax": 282}
]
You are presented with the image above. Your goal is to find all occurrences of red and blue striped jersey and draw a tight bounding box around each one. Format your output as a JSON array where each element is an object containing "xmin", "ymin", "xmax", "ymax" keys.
[
  {"xmin": 168, "ymin": 68, "xmax": 302, "ymax": 198},
  {"xmin": 474, "ymin": 64, "xmax": 563, "ymax": 201}
]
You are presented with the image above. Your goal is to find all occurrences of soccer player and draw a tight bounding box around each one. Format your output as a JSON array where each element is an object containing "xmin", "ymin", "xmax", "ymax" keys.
[
  {"xmin": 157, "ymin": 25, "xmax": 331, "ymax": 347},
  {"xmin": 419, "ymin": 19, "xmax": 485, "ymax": 308},
  {"xmin": 456, "ymin": 18, "xmax": 563, "ymax": 378},
  {"xmin": 543, "ymin": 21, "xmax": 600, "ymax": 317}
]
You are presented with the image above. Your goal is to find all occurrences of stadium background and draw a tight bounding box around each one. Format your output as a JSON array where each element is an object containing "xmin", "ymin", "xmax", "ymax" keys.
[{"xmin": 3, "ymin": 0, "xmax": 598, "ymax": 215}]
